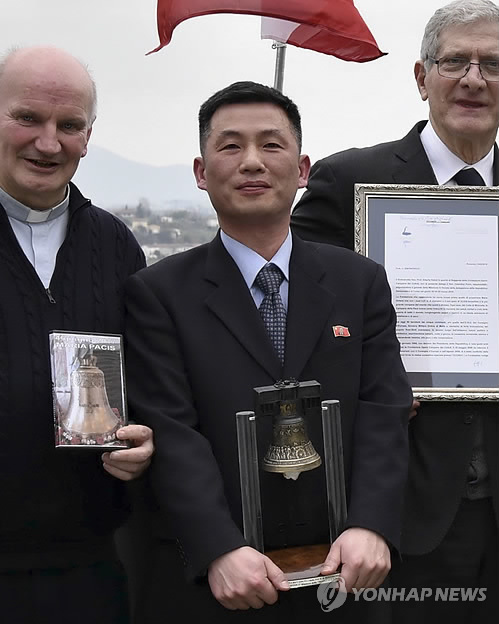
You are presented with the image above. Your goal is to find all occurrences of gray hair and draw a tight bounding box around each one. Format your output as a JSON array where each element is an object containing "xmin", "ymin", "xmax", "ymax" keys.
[
  {"xmin": 0, "ymin": 46, "xmax": 97, "ymax": 124},
  {"xmin": 421, "ymin": 0, "xmax": 499, "ymax": 70}
]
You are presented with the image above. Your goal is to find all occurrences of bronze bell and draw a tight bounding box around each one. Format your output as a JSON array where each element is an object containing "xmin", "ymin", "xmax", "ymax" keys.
[
  {"xmin": 62, "ymin": 353, "xmax": 120, "ymax": 442},
  {"xmin": 262, "ymin": 396, "xmax": 322, "ymax": 480}
]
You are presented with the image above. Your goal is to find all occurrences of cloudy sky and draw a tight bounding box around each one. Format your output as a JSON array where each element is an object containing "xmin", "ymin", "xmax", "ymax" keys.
[{"xmin": 1, "ymin": 0, "xmax": 442, "ymax": 168}]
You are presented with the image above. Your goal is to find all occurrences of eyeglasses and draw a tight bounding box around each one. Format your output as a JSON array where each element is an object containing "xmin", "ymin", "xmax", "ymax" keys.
[{"xmin": 428, "ymin": 56, "xmax": 499, "ymax": 82}]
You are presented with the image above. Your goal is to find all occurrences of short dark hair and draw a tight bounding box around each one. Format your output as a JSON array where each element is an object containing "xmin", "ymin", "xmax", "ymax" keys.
[{"xmin": 198, "ymin": 81, "xmax": 302, "ymax": 153}]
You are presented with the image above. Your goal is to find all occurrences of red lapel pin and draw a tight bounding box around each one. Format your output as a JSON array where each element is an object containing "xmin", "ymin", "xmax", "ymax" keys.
[{"xmin": 332, "ymin": 325, "xmax": 350, "ymax": 338}]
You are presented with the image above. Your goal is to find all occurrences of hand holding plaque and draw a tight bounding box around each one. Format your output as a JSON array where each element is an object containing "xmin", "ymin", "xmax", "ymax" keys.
[{"xmin": 49, "ymin": 331, "xmax": 129, "ymax": 449}]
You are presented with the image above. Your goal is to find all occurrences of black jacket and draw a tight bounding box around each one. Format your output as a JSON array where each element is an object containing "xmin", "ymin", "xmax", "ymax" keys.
[
  {"xmin": 291, "ymin": 122, "xmax": 499, "ymax": 555},
  {"xmin": 0, "ymin": 183, "xmax": 145, "ymax": 570},
  {"xmin": 125, "ymin": 234, "xmax": 411, "ymax": 579}
]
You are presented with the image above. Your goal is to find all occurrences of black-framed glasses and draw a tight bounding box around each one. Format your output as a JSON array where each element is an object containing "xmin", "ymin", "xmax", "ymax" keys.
[{"xmin": 428, "ymin": 56, "xmax": 499, "ymax": 82}]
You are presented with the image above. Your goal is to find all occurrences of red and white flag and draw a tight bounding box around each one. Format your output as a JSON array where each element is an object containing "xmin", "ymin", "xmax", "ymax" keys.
[{"xmin": 151, "ymin": 0, "xmax": 385, "ymax": 62}]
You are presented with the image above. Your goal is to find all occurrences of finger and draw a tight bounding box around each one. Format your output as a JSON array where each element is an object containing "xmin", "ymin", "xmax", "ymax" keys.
[
  {"xmin": 321, "ymin": 544, "xmax": 340, "ymax": 575},
  {"xmin": 358, "ymin": 560, "xmax": 390, "ymax": 590},
  {"xmin": 117, "ymin": 424, "xmax": 152, "ymax": 445},
  {"xmin": 263, "ymin": 557, "xmax": 289, "ymax": 593},
  {"xmin": 253, "ymin": 572, "xmax": 280, "ymax": 606},
  {"xmin": 104, "ymin": 458, "xmax": 150, "ymax": 475},
  {"xmin": 366, "ymin": 568, "xmax": 389, "ymax": 590},
  {"xmin": 352, "ymin": 569, "xmax": 371, "ymax": 591},
  {"xmin": 338, "ymin": 564, "xmax": 360, "ymax": 593},
  {"xmin": 246, "ymin": 595, "xmax": 266, "ymax": 609},
  {"xmin": 102, "ymin": 462, "xmax": 136, "ymax": 481},
  {"xmin": 102, "ymin": 451, "xmax": 150, "ymax": 473},
  {"xmin": 256, "ymin": 583, "xmax": 279, "ymax": 606},
  {"xmin": 216, "ymin": 593, "xmax": 252, "ymax": 611},
  {"xmin": 107, "ymin": 447, "xmax": 152, "ymax": 464}
]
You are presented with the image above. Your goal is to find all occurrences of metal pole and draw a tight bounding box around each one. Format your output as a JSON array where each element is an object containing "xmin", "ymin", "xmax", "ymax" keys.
[
  {"xmin": 236, "ymin": 410, "xmax": 264, "ymax": 553},
  {"xmin": 272, "ymin": 41, "xmax": 287, "ymax": 92},
  {"xmin": 321, "ymin": 400, "xmax": 347, "ymax": 541}
]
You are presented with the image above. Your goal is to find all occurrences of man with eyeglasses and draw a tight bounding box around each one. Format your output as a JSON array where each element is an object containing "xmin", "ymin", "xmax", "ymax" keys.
[
  {"xmin": 429, "ymin": 56, "xmax": 499, "ymax": 81},
  {"xmin": 291, "ymin": 0, "xmax": 499, "ymax": 621}
]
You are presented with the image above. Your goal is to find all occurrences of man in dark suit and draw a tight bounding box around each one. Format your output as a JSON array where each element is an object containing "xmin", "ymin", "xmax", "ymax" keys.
[
  {"xmin": 291, "ymin": 1, "xmax": 499, "ymax": 621},
  {"xmin": 125, "ymin": 81, "xmax": 411, "ymax": 622}
]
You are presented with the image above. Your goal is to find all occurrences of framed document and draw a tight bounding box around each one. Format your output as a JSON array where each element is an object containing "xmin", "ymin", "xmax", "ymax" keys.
[{"xmin": 355, "ymin": 184, "xmax": 499, "ymax": 401}]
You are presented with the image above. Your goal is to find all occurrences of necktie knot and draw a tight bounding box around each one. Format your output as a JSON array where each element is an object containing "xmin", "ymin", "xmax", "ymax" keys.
[
  {"xmin": 453, "ymin": 167, "xmax": 486, "ymax": 186},
  {"xmin": 255, "ymin": 263, "xmax": 284, "ymax": 296}
]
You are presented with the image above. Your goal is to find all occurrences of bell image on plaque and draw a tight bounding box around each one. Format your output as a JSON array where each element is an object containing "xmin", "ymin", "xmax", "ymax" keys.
[
  {"xmin": 236, "ymin": 379, "xmax": 347, "ymax": 589},
  {"xmin": 49, "ymin": 331, "xmax": 129, "ymax": 449}
]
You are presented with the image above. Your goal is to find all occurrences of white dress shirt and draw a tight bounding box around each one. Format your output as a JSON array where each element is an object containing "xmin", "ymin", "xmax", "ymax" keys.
[
  {"xmin": 420, "ymin": 121, "xmax": 494, "ymax": 186},
  {"xmin": 220, "ymin": 229, "xmax": 292, "ymax": 311}
]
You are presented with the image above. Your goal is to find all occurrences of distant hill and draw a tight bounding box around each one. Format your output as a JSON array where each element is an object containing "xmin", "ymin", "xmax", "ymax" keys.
[{"xmin": 73, "ymin": 145, "xmax": 213, "ymax": 213}]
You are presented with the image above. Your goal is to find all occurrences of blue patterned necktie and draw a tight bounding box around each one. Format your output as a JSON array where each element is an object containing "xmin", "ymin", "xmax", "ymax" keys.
[
  {"xmin": 453, "ymin": 168, "xmax": 485, "ymax": 186},
  {"xmin": 255, "ymin": 263, "xmax": 286, "ymax": 364}
]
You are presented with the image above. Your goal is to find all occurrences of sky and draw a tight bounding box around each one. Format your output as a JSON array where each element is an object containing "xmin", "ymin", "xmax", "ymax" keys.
[{"xmin": 0, "ymin": 0, "xmax": 442, "ymax": 169}]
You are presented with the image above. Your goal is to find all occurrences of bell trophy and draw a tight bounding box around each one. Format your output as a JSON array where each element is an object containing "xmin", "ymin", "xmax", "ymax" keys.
[{"xmin": 236, "ymin": 379, "xmax": 347, "ymax": 589}]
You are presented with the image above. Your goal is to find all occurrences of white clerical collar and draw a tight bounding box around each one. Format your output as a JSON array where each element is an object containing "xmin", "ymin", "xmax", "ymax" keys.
[
  {"xmin": 0, "ymin": 185, "xmax": 70, "ymax": 223},
  {"xmin": 420, "ymin": 121, "xmax": 494, "ymax": 186}
]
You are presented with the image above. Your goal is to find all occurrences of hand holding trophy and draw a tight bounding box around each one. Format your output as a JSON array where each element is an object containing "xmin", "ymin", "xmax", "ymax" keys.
[{"xmin": 236, "ymin": 379, "xmax": 347, "ymax": 588}]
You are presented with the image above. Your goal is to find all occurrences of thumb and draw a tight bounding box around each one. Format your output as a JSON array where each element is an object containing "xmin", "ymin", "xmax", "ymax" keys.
[
  {"xmin": 321, "ymin": 542, "xmax": 341, "ymax": 575},
  {"xmin": 263, "ymin": 556, "xmax": 290, "ymax": 591}
]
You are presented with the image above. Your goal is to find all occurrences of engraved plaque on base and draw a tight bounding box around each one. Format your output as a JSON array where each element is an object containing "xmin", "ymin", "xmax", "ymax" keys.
[
  {"xmin": 236, "ymin": 379, "xmax": 346, "ymax": 588},
  {"xmin": 49, "ymin": 331, "xmax": 128, "ymax": 449}
]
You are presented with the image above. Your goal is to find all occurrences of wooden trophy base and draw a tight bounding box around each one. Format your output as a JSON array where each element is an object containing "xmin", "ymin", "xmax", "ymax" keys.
[{"xmin": 265, "ymin": 543, "xmax": 340, "ymax": 589}]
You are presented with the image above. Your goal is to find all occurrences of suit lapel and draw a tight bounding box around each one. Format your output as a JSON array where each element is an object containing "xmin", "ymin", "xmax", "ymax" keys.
[
  {"xmin": 204, "ymin": 234, "xmax": 282, "ymax": 380},
  {"xmin": 392, "ymin": 121, "xmax": 438, "ymax": 185},
  {"xmin": 393, "ymin": 124, "xmax": 499, "ymax": 185},
  {"xmin": 284, "ymin": 236, "xmax": 335, "ymax": 379}
]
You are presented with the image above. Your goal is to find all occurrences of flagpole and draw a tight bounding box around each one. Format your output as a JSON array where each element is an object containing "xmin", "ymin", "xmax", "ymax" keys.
[{"xmin": 272, "ymin": 41, "xmax": 287, "ymax": 92}]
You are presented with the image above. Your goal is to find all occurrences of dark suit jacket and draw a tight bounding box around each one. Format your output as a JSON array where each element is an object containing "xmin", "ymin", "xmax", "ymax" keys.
[
  {"xmin": 124, "ymin": 234, "xmax": 411, "ymax": 583},
  {"xmin": 291, "ymin": 122, "xmax": 439, "ymax": 249},
  {"xmin": 290, "ymin": 122, "xmax": 499, "ymax": 555}
]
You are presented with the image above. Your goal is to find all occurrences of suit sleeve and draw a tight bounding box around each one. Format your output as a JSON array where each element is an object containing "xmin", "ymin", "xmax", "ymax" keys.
[
  {"xmin": 291, "ymin": 157, "xmax": 354, "ymax": 249},
  {"xmin": 124, "ymin": 272, "xmax": 247, "ymax": 580},
  {"xmin": 347, "ymin": 263, "xmax": 411, "ymax": 550}
]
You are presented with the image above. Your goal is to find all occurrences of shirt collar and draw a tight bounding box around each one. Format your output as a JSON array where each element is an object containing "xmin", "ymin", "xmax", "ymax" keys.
[
  {"xmin": 220, "ymin": 229, "xmax": 292, "ymax": 290},
  {"xmin": 420, "ymin": 121, "xmax": 494, "ymax": 185},
  {"xmin": 0, "ymin": 185, "xmax": 70, "ymax": 223}
]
